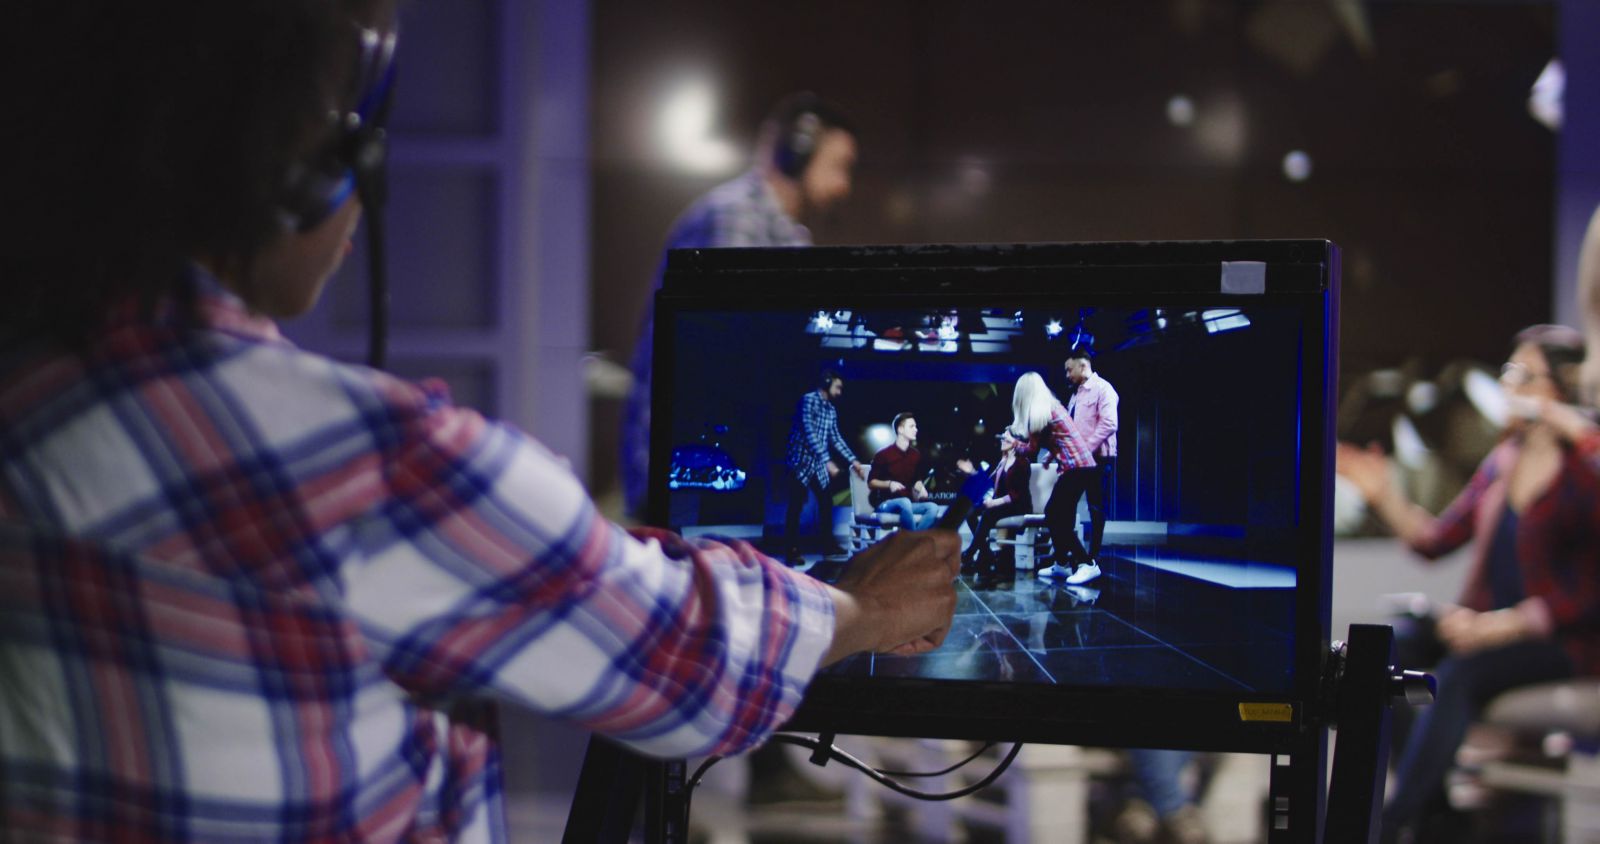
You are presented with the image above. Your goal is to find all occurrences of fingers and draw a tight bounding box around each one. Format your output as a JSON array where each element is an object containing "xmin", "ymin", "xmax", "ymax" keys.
[
  {"xmin": 1436, "ymin": 605, "xmax": 1474, "ymax": 648},
  {"xmin": 900, "ymin": 528, "xmax": 961, "ymax": 577},
  {"xmin": 836, "ymin": 529, "xmax": 961, "ymax": 656},
  {"xmin": 887, "ymin": 628, "xmax": 948, "ymax": 656}
]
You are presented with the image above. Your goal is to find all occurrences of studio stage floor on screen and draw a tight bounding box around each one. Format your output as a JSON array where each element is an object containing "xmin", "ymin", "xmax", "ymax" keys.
[{"xmin": 807, "ymin": 546, "xmax": 1295, "ymax": 693}]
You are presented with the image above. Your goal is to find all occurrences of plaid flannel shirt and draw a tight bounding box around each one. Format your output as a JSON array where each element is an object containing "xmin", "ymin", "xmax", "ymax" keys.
[
  {"xmin": 0, "ymin": 271, "xmax": 834, "ymax": 842},
  {"xmin": 785, "ymin": 390, "xmax": 857, "ymax": 490},
  {"xmin": 1401, "ymin": 436, "xmax": 1600, "ymax": 675},
  {"xmin": 1016, "ymin": 403, "xmax": 1095, "ymax": 473}
]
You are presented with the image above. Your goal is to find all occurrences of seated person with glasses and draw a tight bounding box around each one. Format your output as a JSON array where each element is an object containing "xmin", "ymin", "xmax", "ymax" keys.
[{"xmin": 1337, "ymin": 324, "xmax": 1600, "ymax": 843}]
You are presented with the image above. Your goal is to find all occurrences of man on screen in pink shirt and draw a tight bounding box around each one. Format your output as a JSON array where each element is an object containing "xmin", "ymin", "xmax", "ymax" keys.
[{"xmin": 1065, "ymin": 348, "xmax": 1118, "ymax": 567}]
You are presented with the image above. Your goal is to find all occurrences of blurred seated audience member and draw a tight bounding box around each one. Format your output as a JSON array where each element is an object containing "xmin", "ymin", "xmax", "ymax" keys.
[
  {"xmin": 1337, "ymin": 324, "xmax": 1600, "ymax": 842},
  {"xmin": 1112, "ymin": 749, "xmax": 1211, "ymax": 844}
]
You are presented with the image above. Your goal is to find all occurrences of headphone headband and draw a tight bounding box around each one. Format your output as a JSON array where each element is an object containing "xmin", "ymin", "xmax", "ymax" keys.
[{"xmin": 279, "ymin": 25, "xmax": 397, "ymax": 232}]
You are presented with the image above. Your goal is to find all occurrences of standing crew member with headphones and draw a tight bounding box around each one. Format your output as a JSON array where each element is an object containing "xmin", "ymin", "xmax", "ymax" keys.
[
  {"xmin": 618, "ymin": 92, "xmax": 863, "ymax": 809},
  {"xmin": 621, "ymin": 93, "xmax": 860, "ymax": 521}
]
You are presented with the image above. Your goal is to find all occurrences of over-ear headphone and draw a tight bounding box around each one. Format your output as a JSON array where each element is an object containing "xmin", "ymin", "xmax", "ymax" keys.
[
  {"xmin": 279, "ymin": 26, "xmax": 397, "ymax": 232},
  {"xmin": 773, "ymin": 104, "xmax": 823, "ymax": 179}
]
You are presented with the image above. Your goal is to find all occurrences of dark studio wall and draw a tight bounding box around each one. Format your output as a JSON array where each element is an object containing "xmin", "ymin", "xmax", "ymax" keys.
[{"xmin": 589, "ymin": 0, "xmax": 1556, "ymax": 506}]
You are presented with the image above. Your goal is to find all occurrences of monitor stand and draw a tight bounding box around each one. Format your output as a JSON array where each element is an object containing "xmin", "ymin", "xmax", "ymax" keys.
[
  {"xmin": 1320, "ymin": 623, "xmax": 1436, "ymax": 843},
  {"xmin": 561, "ymin": 623, "xmax": 1434, "ymax": 844}
]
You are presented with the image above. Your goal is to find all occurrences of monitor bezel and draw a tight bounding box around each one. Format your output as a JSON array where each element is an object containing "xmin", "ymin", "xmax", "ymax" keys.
[{"xmin": 648, "ymin": 240, "xmax": 1338, "ymax": 754}]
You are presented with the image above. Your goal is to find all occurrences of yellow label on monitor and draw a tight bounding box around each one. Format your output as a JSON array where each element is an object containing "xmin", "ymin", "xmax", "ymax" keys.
[{"xmin": 1238, "ymin": 703, "xmax": 1294, "ymax": 723}]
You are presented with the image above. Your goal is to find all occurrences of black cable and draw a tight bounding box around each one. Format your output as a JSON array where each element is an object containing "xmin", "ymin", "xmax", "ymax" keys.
[
  {"xmin": 353, "ymin": 143, "xmax": 389, "ymax": 371},
  {"xmin": 351, "ymin": 38, "xmax": 394, "ymax": 371},
  {"xmin": 684, "ymin": 735, "xmax": 1023, "ymax": 809},
  {"xmin": 682, "ymin": 754, "xmax": 723, "ymax": 825},
  {"xmin": 874, "ymin": 742, "xmax": 997, "ymax": 778},
  {"xmin": 765, "ymin": 735, "xmax": 1024, "ymax": 802},
  {"xmin": 362, "ymin": 206, "xmax": 388, "ymax": 370}
]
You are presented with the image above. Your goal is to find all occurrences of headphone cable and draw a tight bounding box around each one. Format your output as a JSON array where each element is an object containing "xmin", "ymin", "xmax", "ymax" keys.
[{"xmin": 354, "ymin": 136, "xmax": 390, "ymax": 371}]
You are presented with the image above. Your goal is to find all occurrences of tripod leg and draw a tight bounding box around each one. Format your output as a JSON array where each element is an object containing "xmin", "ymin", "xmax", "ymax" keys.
[
  {"xmin": 563, "ymin": 735, "xmax": 645, "ymax": 844},
  {"xmin": 643, "ymin": 758, "xmax": 691, "ymax": 844}
]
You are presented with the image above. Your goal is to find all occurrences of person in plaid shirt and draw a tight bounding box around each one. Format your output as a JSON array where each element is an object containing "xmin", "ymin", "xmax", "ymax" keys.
[
  {"xmin": 1338, "ymin": 324, "xmax": 1600, "ymax": 841},
  {"xmin": 620, "ymin": 93, "xmax": 859, "ymax": 519},
  {"xmin": 783, "ymin": 372, "xmax": 870, "ymax": 563},
  {"xmin": 0, "ymin": 3, "xmax": 959, "ymax": 841}
]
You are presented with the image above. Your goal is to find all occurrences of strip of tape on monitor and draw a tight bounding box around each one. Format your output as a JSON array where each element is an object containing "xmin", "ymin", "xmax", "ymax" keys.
[
  {"xmin": 1238, "ymin": 702, "xmax": 1295, "ymax": 723},
  {"xmin": 1221, "ymin": 261, "xmax": 1267, "ymax": 294}
]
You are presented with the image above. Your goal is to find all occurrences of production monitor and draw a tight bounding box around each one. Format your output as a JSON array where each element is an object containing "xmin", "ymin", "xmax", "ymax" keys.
[{"xmin": 647, "ymin": 240, "xmax": 1338, "ymax": 754}]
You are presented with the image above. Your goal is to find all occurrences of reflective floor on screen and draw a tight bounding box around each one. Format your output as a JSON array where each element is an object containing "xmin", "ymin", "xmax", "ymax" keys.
[{"xmin": 811, "ymin": 544, "xmax": 1296, "ymax": 693}]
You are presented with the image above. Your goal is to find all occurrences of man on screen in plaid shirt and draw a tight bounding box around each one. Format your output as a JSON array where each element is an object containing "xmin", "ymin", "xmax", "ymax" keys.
[
  {"xmin": 782, "ymin": 371, "xmax": 872, "ymax": 564},
  {"xmin": 0, "ymin": 4, "xmax": 959, "ymax": 841}
]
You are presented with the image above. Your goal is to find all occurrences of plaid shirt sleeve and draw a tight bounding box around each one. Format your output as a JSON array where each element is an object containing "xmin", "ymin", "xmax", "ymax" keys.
[
  {"xmin": 1046, "ymin": 406, "xmax": 1094, "ymax": 471},
  {"xmin": 800, "ymin": 393, "xmax": 833, "ymax": 468},
  {"xmin": 1404, "ymin": 446, "xmax": 1498, "ymax": 561},
  {"xmin": 339, "ymin": 389, "xmax": 836, "ymax": 759},
  {"xmin": 1518, "ymin": 448, "xmax": 1600, "ymax": 636},
  {"xmin": 0, "ymin": 282, "xmax": 836, "ymax": 840}
]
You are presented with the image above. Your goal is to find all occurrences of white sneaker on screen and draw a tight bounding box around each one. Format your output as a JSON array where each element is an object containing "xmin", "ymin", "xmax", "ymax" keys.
[{"xmin": 1065, "ymin": 561, "xmax": 1102, "ymax": 584}]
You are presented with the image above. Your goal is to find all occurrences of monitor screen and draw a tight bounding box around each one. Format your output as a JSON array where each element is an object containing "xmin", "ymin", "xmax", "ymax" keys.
[{"xmin": 649, "ymin": 241, "xmax": 1337, "ymax": 752}]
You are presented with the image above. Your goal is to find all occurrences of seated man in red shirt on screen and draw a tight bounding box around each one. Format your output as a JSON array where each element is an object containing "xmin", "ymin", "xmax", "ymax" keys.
[{"xmin": 869, "ymin": 412, "xmax": 942, "ymax": 532}]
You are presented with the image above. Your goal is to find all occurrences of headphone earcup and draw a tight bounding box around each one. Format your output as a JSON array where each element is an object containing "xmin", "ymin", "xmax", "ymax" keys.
[
  {"xmin": 774, "ymin": 111, "xmax": 821, "ymax": 179},
  {"xmin": 279, "ymin": 153, "xmax": 356, "ymax": 233},
  {"xmin": 278, "ymin": 27, "xmax": 396, "ymax": 232}
]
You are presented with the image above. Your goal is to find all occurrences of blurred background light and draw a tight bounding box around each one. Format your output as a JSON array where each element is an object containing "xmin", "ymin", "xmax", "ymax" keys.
[
  {"xmin": 863, "ymin": 423, "xmax": 895, "ymax": 453},
  {"xmin": 1462, "ymin": 367, "xmax": 1508, "ymax": 429},
  {"xmin": 1195, "ymin": 93, "xmax": 1247, "ymax": 163},
  {"xmin": 1166, "ymin": 94, "xmax": 1196, "ymax": 127},
  {"xmin": 657, "ymin": 77, "xmax": 739, "ymax": 173},
  {"xmin": 1528, "ymin": 57, "xmax": 1564, "ymax": 131},
  {"xmin": 957, "ymin": 158, "xmax": 993, "ymax": 195},
  {"xmin": 1282, "ymin": 150, "xmax": 1313, "ymax": 182}
]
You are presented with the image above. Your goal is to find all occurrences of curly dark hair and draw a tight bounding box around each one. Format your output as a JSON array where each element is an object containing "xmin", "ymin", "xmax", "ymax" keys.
[{"xmin": 1, "ymin": 0, "xmax": 390, "ymax": 346}]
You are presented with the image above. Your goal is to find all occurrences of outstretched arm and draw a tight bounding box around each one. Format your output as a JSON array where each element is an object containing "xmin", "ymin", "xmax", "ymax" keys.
[{"xmin": 1335, "ymin": 440, "xmax": 1484, "ymax": 559}]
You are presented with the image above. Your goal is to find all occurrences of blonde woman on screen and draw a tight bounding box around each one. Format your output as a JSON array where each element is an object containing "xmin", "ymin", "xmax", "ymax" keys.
[{"xmin": 1010, "ymin": 372, "xmax": 1101, "ymax": 584}]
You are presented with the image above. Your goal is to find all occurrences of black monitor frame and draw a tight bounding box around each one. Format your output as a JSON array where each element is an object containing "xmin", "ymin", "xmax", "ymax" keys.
[{"xmin": 647, "ymin": 240, "xmax": 1339, "ymax": 758}]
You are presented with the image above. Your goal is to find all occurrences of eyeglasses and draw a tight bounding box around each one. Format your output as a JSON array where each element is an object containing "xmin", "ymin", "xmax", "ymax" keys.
[{"xmin": 1500, "ymin": 361, "xmax": 1552, "ymax": 387}]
